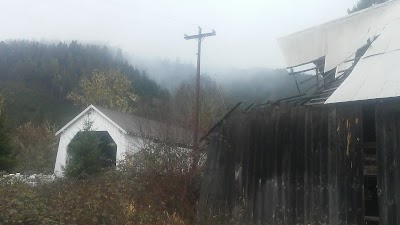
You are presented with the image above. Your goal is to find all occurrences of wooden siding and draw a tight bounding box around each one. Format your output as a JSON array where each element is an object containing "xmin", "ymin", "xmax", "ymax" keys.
[
  {"xmin": 376, "ymin": 101, "xmax": 400, "ymax": 225},
  {"xmin": 198, "ymin": 104, "xmax": 365, "ymax": 225}
]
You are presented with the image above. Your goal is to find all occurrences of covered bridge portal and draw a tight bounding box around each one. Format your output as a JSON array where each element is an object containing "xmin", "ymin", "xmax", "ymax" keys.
[{"xmin": 199, "ymin": 101, "xmax": 400, "ymax": 225}]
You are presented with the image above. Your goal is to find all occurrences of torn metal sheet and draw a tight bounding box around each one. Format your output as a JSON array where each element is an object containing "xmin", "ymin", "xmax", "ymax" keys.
[
  {"xmin": 326, "ymin": 19, "xmax": 400, "ymax": 104},
  {"xmin": 363, "ymin": 18, "xmax": 400, "ymax": 56},
  {"xmin": 278, "ymin": 0, "xmax": 400, "ymax": 72}
]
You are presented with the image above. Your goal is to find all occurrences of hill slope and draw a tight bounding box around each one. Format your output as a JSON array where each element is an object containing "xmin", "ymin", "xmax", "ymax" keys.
[{"xmin": 0, "ymin": 40, "xmax": 168, "ymax": 129}]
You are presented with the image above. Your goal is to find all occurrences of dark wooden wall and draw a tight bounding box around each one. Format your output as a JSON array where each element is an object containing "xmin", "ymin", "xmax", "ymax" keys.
[
  {"xmin": 376, "ymin": 101, "xmax": 400, "ymax": 225},
  {"xmin": 198, "ymin": 104, "xmax": 365, "ymax": 225}
]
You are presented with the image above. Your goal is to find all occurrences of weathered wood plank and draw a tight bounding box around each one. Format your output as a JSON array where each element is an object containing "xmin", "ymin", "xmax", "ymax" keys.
[
  {"xmin": 263, "ymin": 108, "xmax": 276, "ymax": 225},
  {"xmin": 376, "ymin": 103, "xmax": 387, "ymax": 225},
  {"xmin": 336, "ymin": 106, "xmax": 348, "ymax": 225},
  {"xmin": 345, "ymin": 107, "xmax": 356, "ymax": 225},
  {"xmin": 311, "ymin": 108, "xmax": 323, "ymax": 223},
  {"xmin": 376, "ymin": 102, "xmax": 400, "ymax": 225},
  {"xmin": 253, "ymin": 111, "xmax": 263, "ymax": 225},
  {"xmin": 304, "ymin": 108, "xmax": 313, "ymax": 225},
  {"xmin": 319, "ymin": 107, "xmax": 330, "ymax": 224},
  {"xmin": 272, "ymin": 106, "xmax": 280, "ymax": 225},
  {"xmin": 395, "ymin": 110, "xmax": 400, "ymax": 225},
  {"xmin": 279, "ymin": 107, "xmax": 290, "ymax": 225},
  {"xmin": 287, "ymin": 107, "xmax": 298, "ymax": 225},
  {"xmin": 247, "ymin": 114, "xmax": 257, "ymax": 223},
  {"xmin": 328, "ymin": 107, "xmax": 339, "ymax": 225},
  {"xmin": 295, "ymin": 107, "xmax": 305, "ymax": 225},
  {"xmin": 276, "ymin": 107, "xmax": 285, "ymax": 225},
  {"xmin": 351, "ymin": 106, "xmax": 364, "ymax": 225}
]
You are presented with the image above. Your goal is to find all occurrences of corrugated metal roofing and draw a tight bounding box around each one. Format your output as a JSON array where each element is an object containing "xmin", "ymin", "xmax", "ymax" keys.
[
  {"xmin": 278, "ymin": 0, "xmax": 400, "ymax": 72},
  {"xmin": 325, "ymin": 19, "xmax": 400, "ymax": 103}
]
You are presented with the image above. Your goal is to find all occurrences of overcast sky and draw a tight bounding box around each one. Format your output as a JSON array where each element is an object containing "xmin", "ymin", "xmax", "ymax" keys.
[{"xmin": 0, "ymin": 0, "xmax": 359, "ymax": 71}]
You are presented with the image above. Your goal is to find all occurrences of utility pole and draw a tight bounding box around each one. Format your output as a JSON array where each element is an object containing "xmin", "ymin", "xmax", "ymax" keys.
[{"xmin": 184, "ymin": 27, "xmax": 216, "ymax": 159}]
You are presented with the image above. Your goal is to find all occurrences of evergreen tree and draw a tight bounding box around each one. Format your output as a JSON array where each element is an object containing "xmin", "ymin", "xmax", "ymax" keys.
[
  {"xmin": 0, "ymin": 40, "xmax": 170, "ymax": 128},
  {"xmin": 64, "ymin": 119, "xmax": 110, "ymax": 178},
  {"xmin": 0, "ymin": 96, "xmax": 15, "ymax": 172},
  {"xmin": 348, "ymin": 0, "xmax": 389, "ymax": 13}
]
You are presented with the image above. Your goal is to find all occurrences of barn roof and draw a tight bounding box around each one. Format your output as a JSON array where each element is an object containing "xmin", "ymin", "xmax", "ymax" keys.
[
  {"xmin": 326, "ymin": 18, "xmax": 400, "ymax": 103},
  {"xmin": 56, "ymin": 105, "xmax": 192, "ymax": 146},
  {"xmin": 277, "ymin": 0, "xmax": 400, "ymax": 104},
  {"xmin": 278, "ymin": 0, "xmax": 400, "ymax": 72}
]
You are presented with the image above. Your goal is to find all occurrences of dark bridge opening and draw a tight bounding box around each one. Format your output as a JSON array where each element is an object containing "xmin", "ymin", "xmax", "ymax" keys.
[{"xmin": 96, "ymin": 131, "xmax": 117, "ymax": 167}]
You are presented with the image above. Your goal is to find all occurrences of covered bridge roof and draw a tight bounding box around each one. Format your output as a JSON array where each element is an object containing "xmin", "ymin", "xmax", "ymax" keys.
[{"xmin": 56, "ymin": 105, "xmax": 192, "ymax": 146}]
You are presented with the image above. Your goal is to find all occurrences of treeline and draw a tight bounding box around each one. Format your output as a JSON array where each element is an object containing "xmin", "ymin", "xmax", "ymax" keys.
[
  {"xmin": 0, "ymin": 40, "xmax": 168, "ymax": 100},
  {"xmin": 0, "ymin": 40, "xmax": 171, "ymax": 128}
]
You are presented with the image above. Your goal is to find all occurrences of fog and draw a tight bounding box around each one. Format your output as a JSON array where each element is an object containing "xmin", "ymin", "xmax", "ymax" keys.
[{"xmin": 1, "ymin": 0, "xmax": 358, "ymax": 73}]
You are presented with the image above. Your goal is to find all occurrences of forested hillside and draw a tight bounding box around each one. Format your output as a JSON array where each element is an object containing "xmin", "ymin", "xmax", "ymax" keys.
[
  {"xmin": 0, "ymin": 41, "xmax": 168, "ymax": 128},
  {"xmin": 219, "ymin": 68, "xmax": 316, "ymax": 105}
]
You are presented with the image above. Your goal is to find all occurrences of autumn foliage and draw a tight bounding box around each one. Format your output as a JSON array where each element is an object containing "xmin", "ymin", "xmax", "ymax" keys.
[{"xmin": 67, "ymin": 69, "xmax": 137, "ymax": 113}]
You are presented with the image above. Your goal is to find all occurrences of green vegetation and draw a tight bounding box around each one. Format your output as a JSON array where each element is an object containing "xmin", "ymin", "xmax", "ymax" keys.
[
  {"xmin": 348, "ymin": 0, "xmax": 388, "ymax": 13},
  {"xmin": 64, "ymin": 120, "xmax": 115, "ymax": 179},
  {"xmin": 67, "ymin": 69, "xmax": 137, "ymax": 113},
  {"xmin": 0, "ymin": 143, "xmax": 198, "ymax": 225},
  {"xmin": 172, "ymin": 76, "xmax": 229, "ymax": 133},
  {"xmin": 11, "ymin": 121, "xmax": 58, "ymax": 174},
  {"xmin": 0, "ymin": 40, "xmax": 169, "ymax": 129},
  {"xmin": 0, "ymin": 96, "xmax": 16, "ymax": 172}
]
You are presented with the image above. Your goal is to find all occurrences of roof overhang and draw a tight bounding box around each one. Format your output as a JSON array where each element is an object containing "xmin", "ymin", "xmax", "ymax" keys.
[{"xmin": 55, "ymin": 105, "xmax": 127, "ymax": 136}]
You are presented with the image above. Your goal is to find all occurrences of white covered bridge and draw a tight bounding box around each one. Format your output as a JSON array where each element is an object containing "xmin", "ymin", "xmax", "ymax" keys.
[{"xmin": 54, "ymin": 105, "xmax": 191, "ymax": 176}]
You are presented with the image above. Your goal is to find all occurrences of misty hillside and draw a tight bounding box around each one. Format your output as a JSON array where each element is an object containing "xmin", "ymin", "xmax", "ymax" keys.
[
  {"xmin": 0, "ymin": 40, "xmax": 168, "ymax": 128},
  {"xmin": 0, "ymin": 40, "xmax": 313, "ymax": 130},
  {"xmin": 130, "ymin": 58, "xmax": 313, "ymax": 105},
  {"xmin": 219, "ymin": 68, "xmax": 315, "ymax": 104},
  {"xmin": 129, "ymin": 57, "xmax": 196, "ymax": 91}
]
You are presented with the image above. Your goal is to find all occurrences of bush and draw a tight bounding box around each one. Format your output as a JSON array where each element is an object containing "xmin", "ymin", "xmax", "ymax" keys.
[
  {"xmin": 0, "ymin": 95, "xmax": 16, "ymax": 172},
  {"xmin": 1, "ymin": 125, "xmax": 202, "ymax": 224},
  {"xmin": 11, "ymin": 121, "xmax": 57, "ymax": 174},
  {"xmin": 0, "ymin": 165, "xmax": 196, "ymax": 225}
]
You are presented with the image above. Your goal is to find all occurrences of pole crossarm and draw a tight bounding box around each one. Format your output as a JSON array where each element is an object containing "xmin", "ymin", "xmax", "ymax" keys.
[{"xmin": 184, "ymin": 30, "xmax": 216, "ymax": 40}]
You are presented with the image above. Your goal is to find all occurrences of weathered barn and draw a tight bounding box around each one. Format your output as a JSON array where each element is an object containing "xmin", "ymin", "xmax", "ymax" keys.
[
  {"xmin": 54, "ymin": 105, "xmax": 190, "ymax": 176},
  {"xmin": 198, "ymin": 1, "xmax": 400, "ymax": 225}
]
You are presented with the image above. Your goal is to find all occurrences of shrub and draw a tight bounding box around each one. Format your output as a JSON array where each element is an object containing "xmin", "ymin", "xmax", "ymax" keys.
[
  {"xmin": 11, "ymin": 121, "xmax": 57, "ymax": 174},
  {"xmin": 0, "ymin": 167, "xmax": 196, "ymax": 225},
  {"xmin": 0, "ymin": 95, "xmax": 16, "ymax": 172},
  {"xmin": 1, "ymin": 124, "xmax": 201, "ymax": 224}
]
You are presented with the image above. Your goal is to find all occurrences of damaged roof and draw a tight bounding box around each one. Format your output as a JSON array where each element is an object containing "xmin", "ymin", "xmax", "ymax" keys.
[
  {"xmin": 278, "ymin": 0, "xmax": 400, "ymax": 73},
  {"xmin": 278, "ymin": 0, "xmax": 400, "ymax": 104},
  {"xmin": 326, "ymin": 18, "xmax": 400, "ymax": 103}
]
